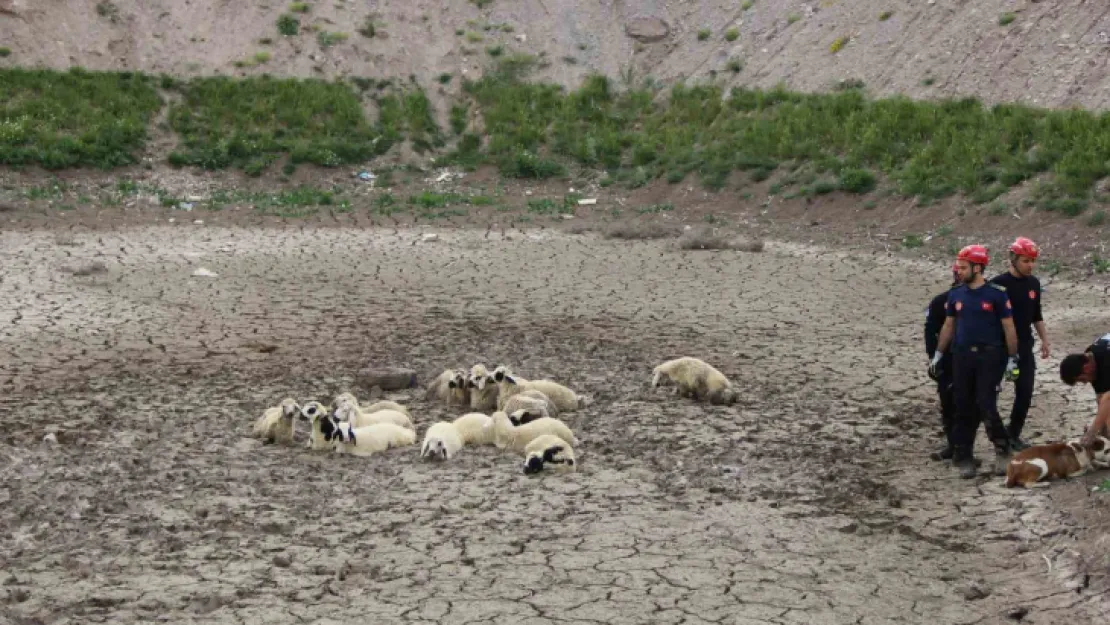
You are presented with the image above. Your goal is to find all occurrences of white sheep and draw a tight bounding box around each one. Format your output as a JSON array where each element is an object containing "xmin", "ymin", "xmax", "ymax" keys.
[
  {"xmin": 501, "ymin": 389, "xmax": 559, "ymax": 421},
  {"xmin": 421, "ymin": 421, "xmax": 464, "ymax": 461},
  {"xmin": 332, "ymin": 422, "xmax": 417, "ymax": 456},
  {"xmin": 332, "ymin": 392, "xmax": 412, "ymax": 427},
  {"xmin": 493, "ymin": 366, "xmax": 586, "ymax": 413},
  {"xmin": 522, "ymin": 434, "xmax": 578, "ymax": 475},
  {"xmin": 484, "ymin": 410, "xmax": 578, "ymax": 454},
  {"xmin": 300, "ymin": 401, "xmax": 338, "ymax": 451},
  {"xmin": 651, "ymin": 356, "xmax": 737, "ymax": 405},
  {"xmin": 452, "ymin": 412, "xmax": 495, "ymax": 446},
  {"xmin": 251, "ymin": 398, "xmax": 300, "ymax": 445},
  {"xmin": 467, "ymin": 364, "xmax": 500, "ymax": 412},
  {"xmin": 426, "ymin": 368, "xmax": 470, "ymax": 406},
  {"xmin": 361, "ymin": 399, "xmax": 410, "ymax": 416}
]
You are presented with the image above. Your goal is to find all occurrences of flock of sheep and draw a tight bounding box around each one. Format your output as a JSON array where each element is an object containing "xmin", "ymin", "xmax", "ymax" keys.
[{"xmin": 251, "ymin": 357, "xmax": 738, "ymax": 475}]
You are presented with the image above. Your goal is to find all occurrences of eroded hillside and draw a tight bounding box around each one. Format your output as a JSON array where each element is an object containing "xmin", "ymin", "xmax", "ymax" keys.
[{"xmin": 2, "ymin": 0, "xmax": 1108, "ymax": 114}]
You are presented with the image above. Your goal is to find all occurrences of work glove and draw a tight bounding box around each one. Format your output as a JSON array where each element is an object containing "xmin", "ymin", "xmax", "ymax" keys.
[
  {"xmin": 928, "ymin": 352, "xmax": 944, "ymax": 381},
  {"xmin": 1004, "ymin": 355, "xmax": 1020, "ymax": 382}
]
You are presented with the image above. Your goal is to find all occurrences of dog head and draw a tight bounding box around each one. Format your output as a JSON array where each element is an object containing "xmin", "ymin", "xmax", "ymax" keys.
[{"xmin": 1086, "ymin": 435, "xmax": 1110, "ymax": 468}]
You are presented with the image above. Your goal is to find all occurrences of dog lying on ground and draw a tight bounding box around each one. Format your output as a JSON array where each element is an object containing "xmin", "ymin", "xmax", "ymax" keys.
[{"xmin": 1004, "ymin": 436, "xmax": 1110, "ymax": 488}]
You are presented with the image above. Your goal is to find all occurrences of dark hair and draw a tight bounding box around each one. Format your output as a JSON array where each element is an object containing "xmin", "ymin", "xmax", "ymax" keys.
[{"xmin": 1059, "ymin": 353, "xmax": 1090, "ymax": 386}]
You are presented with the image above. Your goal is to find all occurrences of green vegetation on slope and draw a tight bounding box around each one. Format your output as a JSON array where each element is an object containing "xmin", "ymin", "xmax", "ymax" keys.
[
  {"xmin": 460, "ymin": 64, "xmax": 1110, "ymax": 213},
  {"xmin": 1, "ymin": 64, "xmax": 1109, "ymax": 217},
  {"xmin": 0, "ymin": 68, "xmax": 162, "ymax": 169}
]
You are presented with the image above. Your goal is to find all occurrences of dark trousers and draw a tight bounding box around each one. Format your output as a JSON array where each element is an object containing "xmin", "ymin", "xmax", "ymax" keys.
[
  {"xmin": 937, "ymin": 360, "xmax": 956, "ymax": 444},
  {"xmin": 1006, "ymin": 342, "xmax": 1036, "ymax": 439},
  {"xmin": 951, "ymin": 344, "xmax": 1010, "ymax": 457}
]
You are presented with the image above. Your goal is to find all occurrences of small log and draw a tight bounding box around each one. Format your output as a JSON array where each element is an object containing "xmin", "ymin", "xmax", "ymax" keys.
[{"xmin": 358, "ymin": 368, "xmax": 418, "ymax": 391}]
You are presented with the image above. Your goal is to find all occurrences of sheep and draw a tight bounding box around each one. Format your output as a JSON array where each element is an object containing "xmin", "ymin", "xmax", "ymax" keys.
[
  {"xmin": 452, "ymin": 412, "xmax": 495, "ymax": 446},
  {"xmin": 300, "ymin": 401, "xmax": 338, "ymax": 451},
  {"xmin": 501, "ymin": 389, "xmax": 559, "ymax": 420},
  {"xmin": 332, "ymin": 393, "xmax": 412, "ymax": 427},
  {"xmin": 492, "ymin": 365, "xmax": 587, "ymax": 413},
  {"xmin": 332, "ymin": 421, "xmax": 417, "ymax": 457},
  {"xmin": 651, "ymin": 356, "xmax": 737, "ymax": 405},
  {"xmin": 467, "ymin": 364, "xmax": 500, "ymax": 412},
  {"xmin": 421, "ymin": 421, "xmax": 464, "ymax": 461},
  {"xmin": 426, "ymin": 368, "xmax": 470, "ymax": 406},
  {"xmin": 522, "ymin": 434, "xmax": 578, "ymax": 475},
  {"xmin": 484, "ymin": 410, "xmax": 578, "ymax": 454},
  {"xmin": 251, "ymin": 398, "xmax": 300, "ymax": 445}
]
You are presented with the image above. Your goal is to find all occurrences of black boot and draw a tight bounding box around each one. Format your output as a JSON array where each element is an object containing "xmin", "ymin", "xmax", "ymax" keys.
[
  {"xmin": 930, "ymin": 444, "xmax": 953, "ymax": 461},
  {"xmin": 952, "ymin": 447, "xmax": 978, "ymax": 479}
]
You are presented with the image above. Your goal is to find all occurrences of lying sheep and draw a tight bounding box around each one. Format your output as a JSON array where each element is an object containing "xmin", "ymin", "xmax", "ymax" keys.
[
  {"xmin": 501, "ymin": 389, "xmax": 559, "ymax": 420},
  {"xmin": 467, "ymin": 364, "xmax": 500, "ymax": 412},
  {"xmin": 651, "ymin": 356, "xmax": 737, "ymax": 405},
  {"xmin": 333, "ymin": 422, "xmax": 417, "ymax": 457},
  {"xmin": 300, "ymin": 401, "xmax": 337, "ymax": 451},
  {"xmin": 452, "ymin": 412, "xmax": 495, "ymax": 446},
  {"xmin": 251, "ymin": 398, "xmax": 300, "ymax": 445},
  {"xmin": 523, "ymin": 434, "xmax": 577, "ymax": 475},
  {"xmin": 421, "ymin": 421, "xmax": 464, "ymax": 461},
  {"xmin": 362, "ymin": 399, "xmax": 409, "ymax": 416},
  {"xmin": 508, "ymin": 408, "xmax": 545, "ymax": 427},
  {"xmin": 426, "ymin": 368, "xmax": 470, "ymax": 406},
  {"xmin": 484, "ymin": 410, "xmax": 578, "ymax": 454},
  {"xmin": 493, "ymin": 366, "xmax": 587, "ymax": 413},
  {"xmin": 332, "ymin": 393, "xmax": 412, "ymax": 428}
]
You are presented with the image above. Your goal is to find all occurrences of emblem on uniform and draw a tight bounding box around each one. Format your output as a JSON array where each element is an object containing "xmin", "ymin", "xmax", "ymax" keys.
[
  {"xmin": 1029, "ymin": 290, "xmax": 1036, "ymax": 299},
  {"xmin": 955, "ymin": 301, "xmax": 963, "ymax": 311},
  {"xmin": 982, "ymin": 302, "xmax": 993, "ymax": 311}
]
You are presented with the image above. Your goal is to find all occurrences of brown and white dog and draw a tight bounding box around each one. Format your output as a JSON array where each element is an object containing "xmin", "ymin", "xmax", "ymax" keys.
[{"xmin": 1004, "ymin": 436, "xmax": 1110, "ymax": 488}]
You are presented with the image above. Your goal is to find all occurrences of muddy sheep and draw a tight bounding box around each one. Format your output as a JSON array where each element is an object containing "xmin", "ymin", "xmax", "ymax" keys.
[
  {"xmin": 467, "ymin": 364, "xmax": 500, "ymax": 412},
  {"xmin": 452, "ymin": 412, "xmax": 495, "ymax": 446},
  {"xmin": 493, "ymin": 365, "xmax": 587, "ymax": 413},
  {"xmin": 485, "ymin": 410, "xmax": 578, "ymax": 454},
  {"xmin": 426, "ymin": 368, "xmax": 470, "ymax": 407},
  {"xmin": 421, "ymin": 421, "xmax": 465, "ymax": 461},
  {"xmin": 333, "ymin": 422, "xmax": 417, "ymax": 457},
  {"xmin": 251, "ymin": 398, "xmax": 300, "ymax": 445},
  {"xmin": 651, "ymin": 356, "xmax": 737, "ymax": 405},
  {"xmin": 522, "ymin": 434, "xmax": 578, "ymax": 475},
  {"xmin": 501, "ymin": 388, "xmax": 559, "ymax": 420}
]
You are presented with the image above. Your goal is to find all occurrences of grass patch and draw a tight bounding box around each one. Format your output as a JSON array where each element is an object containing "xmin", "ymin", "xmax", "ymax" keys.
[
  {"xmin": 1094, "ymin": 254, "xmax": 1110, "ymax": 274},
  {"xmin": 1087, "ymin": 210, "xmax": 1106, "ymax": 227},
  {"xmin": 277, "ymin": 13, "xmax": 299, "ymax": 36},
  {"xmin": 289, "ymin": 2, "xmax": 310, "ymax": 13},
  {"xmin": 879, "ymin": 11, "xmax": 893, "ymax": 21},
  {"xmin": 456, "ymin": 66, "xmax": 1110, "ymax": 205},
  {"xmin": 0, "ymin": 68, "xmax": 162, "ymax": 169},
  {"xmin": 787, "ymin": 14, "xmax": 801, "ymax": 25},
  {"xmin": 1096, "ymin": 478, "xmax": 1110, "ymax": 492},
  {"xmin": 603, "ymin": 222, "xmax": 681, "ymax": 240},
  {"xmin": 166, "ymin": 75, "xmax": 395, "ymax": 172},
  {"xmin": 830, "ymin": 36, "xmax": 850, "ymax": 53},
  {"xmin": 999, "ymin": 12, "xmax": 1016, "ymax": 26},
  {"xmin": 0, "ymin": 47, "xmax": 11, "ymax": 58},
  {"xmin": 725, "ymin": 28, "xmax": 739, "ymax": 42},
  {"xmin": 317, "ymin": 31, "xmax": 348, "ymax": 48},
  {"xmin": 698, "ymin": 29, "xmax": 711, "ymax": 41},
  {"xmin": 742, "ymin": 1, "xmax": 754, "ymax": 10}
]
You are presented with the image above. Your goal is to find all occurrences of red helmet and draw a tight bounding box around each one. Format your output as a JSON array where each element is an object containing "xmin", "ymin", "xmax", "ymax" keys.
[
  {"xmin": 957, "ymin": 244, "xmax": 990, "ymax": 266},
  {"xmin": 1009, "ymin": 236, "xmax": 1039, "ymax": 259}
]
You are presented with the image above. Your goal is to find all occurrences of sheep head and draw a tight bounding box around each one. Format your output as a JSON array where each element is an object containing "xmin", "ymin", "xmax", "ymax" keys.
[
  {"xmin": 299, "ymin": 401, "xmax": 327, "ymax": 423},
  {"xmin": 421, "ymin": 437, "xmax": 450, "ymax": 462},
  {"xmin": 492, "ymin": 365, "xmax": 512, "ymax": 383},
  {"xmin": 468, "ymin": 364, "xmax": 493, "ymax": 390},
  {"xmin": 447, "ymin": 369, "xmax": 468, "ymax": 390},
  {"xmin": 279, "ymin": 398, "xmax": 300, "ymax": 421},
  {"xmin": 509, "ymin": 409, "xmax": 541, "ymax": 426}
]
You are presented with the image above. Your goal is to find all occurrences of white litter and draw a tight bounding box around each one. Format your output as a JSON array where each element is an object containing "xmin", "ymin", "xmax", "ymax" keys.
[
  {"xmin": 422, "ymin": 233, "xmax": 439, "ymax": 243},
  {"xmin": 577, "ymin": 198, "xmax": 597, "ymax": 205},
  {"xmin": 192, "ymin": 267, "xmax": 219, "ymax": 278}
]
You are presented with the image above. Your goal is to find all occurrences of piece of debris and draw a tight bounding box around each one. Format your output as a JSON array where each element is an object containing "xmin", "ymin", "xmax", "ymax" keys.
[
  {"xmin": 193, "ymin": 219, "xmax": 204, "ymax": 225},
  {"xmin": 192, "ymin": 267, "xmax": 218, "ymax": 278},
  {"xmin": 42, "ymin": 433, "xmax": 58, "ymax": 444},
  {"xmin": 179, "ymin": 202, "xmax": 194, "ymax": 211},
  {"xmin": 358, "ymin": 368, "xmax": 417, "ymax": 391},
  {"xmin": 625, "ymin": 17, "xmax": 670, "ymax": 43},
  {"xmin": 1006, "ymin": 606, "xmax": 1030, "ymax": 621},
  {"xmin": 356, "ymin": 171, "xmax": 376, "ymax": 182},
  {"xmin": 577, "ymin": 198, "xmax": 597, "ymax": 205},
  {"xmin": 422, "ymin": 233, "xmax": 439, "ymax": 243},
  {"xmin": 963, "ymin": 581, "xmax": 990, "ymax": 601}
]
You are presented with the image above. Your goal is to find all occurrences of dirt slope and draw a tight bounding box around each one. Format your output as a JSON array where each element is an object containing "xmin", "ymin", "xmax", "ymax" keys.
[{"xmin": 2, "ymin": 0, "xmax": 1109, "ymax": 114}]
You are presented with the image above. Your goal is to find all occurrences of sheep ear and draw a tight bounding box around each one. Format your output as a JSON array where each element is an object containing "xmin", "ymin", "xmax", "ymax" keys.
[
  {"xmin": 543, "ymin": 446, "xmax": 564, "ymax": 462},
  {"xmin": 448, "ymin": 379, "xmax": 457, "ymax": 389},
  {"xmin": 504, "ymin": 374, "xmax": 516, "ymax": 384}
]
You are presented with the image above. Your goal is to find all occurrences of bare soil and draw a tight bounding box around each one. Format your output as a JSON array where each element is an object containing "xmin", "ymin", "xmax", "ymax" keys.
[{"xmin": 2, "ymin": 177, "xmax": 1109, "ymax": 624}]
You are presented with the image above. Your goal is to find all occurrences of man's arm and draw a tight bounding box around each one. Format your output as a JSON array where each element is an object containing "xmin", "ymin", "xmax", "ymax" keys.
[
  {"xmin": 1034, "ymin": 321, "xmax": 1050, "ymax": 358},
  {"xmin": 1001, "ymin": 318, "xmax": 1018, "ymax": 357},
  {"xmin": 1082, "ymin": 392, "xmax": 1110, "ymax": 445},
  {"xmin": 937, "ymin": 317, "xmax": 955, "ymax": 354},
  {"xmin": 925, "ymin": 298, "xmax": 944, "ymax": 357}
]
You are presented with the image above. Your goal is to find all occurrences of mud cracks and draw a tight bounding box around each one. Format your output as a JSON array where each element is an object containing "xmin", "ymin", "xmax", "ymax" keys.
[{"xmin": 1, "ymin": 225, "xmax": 1107, "ymax": 624}]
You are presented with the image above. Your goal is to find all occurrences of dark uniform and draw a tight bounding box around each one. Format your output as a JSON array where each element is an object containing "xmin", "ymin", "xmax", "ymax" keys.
[
  {"xmin": 1086, "ymin": 333, "xmax": 1110, "ymax": 395},
  {"xmin": 989, "ymin": 271, "xmax": 1043, "ymax": 443},
  {"xmin": 924, "ymin": 289, "xmax": 956, "ymax": 458},
  {"xmin": 945, "ymin": 281, "xmax": 1014, "ymax": 472}
]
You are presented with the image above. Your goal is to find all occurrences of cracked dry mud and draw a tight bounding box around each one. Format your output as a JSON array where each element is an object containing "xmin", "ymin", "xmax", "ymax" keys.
[{"xmin": 1, "ymin": 223, "xmax": 1108, "ymax": 625}]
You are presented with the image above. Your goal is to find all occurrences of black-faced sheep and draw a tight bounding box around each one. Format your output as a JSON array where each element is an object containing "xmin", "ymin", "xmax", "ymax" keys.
[
  {"xmin": 492, "ymin": 366, "xmax": 586, "ymax": 413},
  {"xmin": 651, "ymin": 356, "xmax": 737, "ymax": 405},
  {"xmin": 421, "ymin": 421, "xmax": 464, "ymax": 461},
  {"xmin": 252, "ymin": 398, "xmax": 300, "ymax": 445},
  {"xmin": 522, "ymin": 434, "xmax": 577, "ymax": 475},
  {"xmin": 332, "ymin": 422, "xmax": 417, "ymax": 456},
  {"xmin": 485, "ymin": 410, "xmax": 578, "ymax": 454},
  {"xmin": 452, "ymin": 412, "xmax": 495, "ymax": 446},
  {"xmin": 467, "ymin": 364, "xmax": 500, "ymax": 412},
  {"xmin": 426, "ymin": 368, "xmax": 470, "ymax": 406},
  {"xmin": 300, "ymin": 401, "xmax": 338, "ymax": 451}
]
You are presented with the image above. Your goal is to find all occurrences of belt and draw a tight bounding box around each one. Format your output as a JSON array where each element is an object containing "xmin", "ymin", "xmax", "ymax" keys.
[{"xmin": 959, "ymin": 344, "xmax": 1001, "ymax": 352}]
